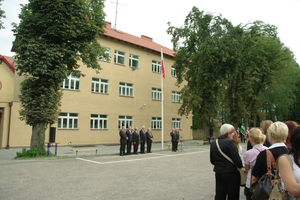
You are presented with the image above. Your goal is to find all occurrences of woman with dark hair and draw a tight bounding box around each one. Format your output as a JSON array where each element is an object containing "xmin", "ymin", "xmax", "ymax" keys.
[
  {"xmin": 278, "ymin": 125, "xmax": 300, "ymax": 199},
  {"xmin": 210, "ymin": 124, "xmax": 243, "ymax": 200},
  {"xmin": 283, "ymin": 121, "xmax": 298, "ymax": 150}
]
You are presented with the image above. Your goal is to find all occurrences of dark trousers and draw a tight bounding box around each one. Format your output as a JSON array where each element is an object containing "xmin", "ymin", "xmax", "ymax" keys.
[
  {"xmin": 133, "ymin": 143, "xmax": 138, "ymax": 154},
  {"xmin": 147, "ymin": 141, "xmax": 152, "ymax": 153},
  {"xmin": 244, "ymin": 187, "xmax": 252, "ymax": 200},
  {"xmin": 127, "ymin": 141, "xmax": 132, "ymax": 154},
  {"xmin": 120, "ymin": 141, "xmax": 126, "ymax": 155},
  {"xmin": 140, "ymin": 141, "xmax": 145, "ymax": 153},
  {"xmin": 240, "ymin": 135, "xmax": 245, "ymax": 143},
  {"xmin": 215, "ymin": 170, "xmax": 240, "ymax": 200},
  {"xmin": 175, "ymin": 141, "xmax": 179, "ymax": 150},
  {"xmin": 172, "ymin": 141, "xmax": 176, "ymax": 151}
]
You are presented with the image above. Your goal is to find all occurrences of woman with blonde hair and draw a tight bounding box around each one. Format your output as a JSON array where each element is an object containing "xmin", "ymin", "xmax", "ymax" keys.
[{"xmin": 243, "ymin": 128, "xmax": 268, "ymax": 200}]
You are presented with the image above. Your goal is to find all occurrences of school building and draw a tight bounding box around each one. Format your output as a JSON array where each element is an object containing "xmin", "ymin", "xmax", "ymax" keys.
[{"xmin": 0, "ymin": 22, "xmax": 193, "ymax": 148}]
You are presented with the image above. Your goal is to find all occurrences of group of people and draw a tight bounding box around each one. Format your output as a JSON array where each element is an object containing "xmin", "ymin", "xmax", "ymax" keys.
[
  {"xmin": 170, "ymin": 128, "xmax": 180, "ymax": 152},
  {"xmin": 210, "ymin": 120, "xmax": 300, "ymax": 200},
  {"xmin": 119, "ymin": 125, "xmax": 153, "ymax": 156}
]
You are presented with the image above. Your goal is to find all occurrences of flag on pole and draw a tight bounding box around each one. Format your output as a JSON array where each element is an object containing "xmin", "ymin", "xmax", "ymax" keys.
[
  {"xmin": 241, "ymin": 122, "xmax": 246, "ymax": 135},
  {"xmin": 161, "ymin": 48, "xmax": 165, "ymax": 78}
]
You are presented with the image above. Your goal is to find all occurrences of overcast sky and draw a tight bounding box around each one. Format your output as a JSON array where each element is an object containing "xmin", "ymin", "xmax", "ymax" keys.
[{"xmin": 1, "ymin": 0, "xmax": 299, "ymax": 63}]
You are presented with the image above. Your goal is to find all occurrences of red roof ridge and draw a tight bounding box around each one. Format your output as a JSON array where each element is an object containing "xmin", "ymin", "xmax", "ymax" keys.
[{"xmin": 0, "ymin": 55, "xmax": 15, "ymax": 73}]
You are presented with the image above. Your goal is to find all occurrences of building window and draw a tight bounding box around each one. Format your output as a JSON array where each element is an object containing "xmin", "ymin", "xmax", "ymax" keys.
[
  {"xmin": 152, "ymin": 117, "xmax": 162, "ymax": 129},
  {"xmin": 114, "ymin": 50, "xmax": 125, "ymax": 65},
  {"xmin": 90, "ymin": 114, "xmax": 108, "ymax": 129},
  {"xmin": 119, "ymin": 82, "xmax": 133, "ymax": 97},
  {"xmin": 61, "ymin": 75, "xmax": 80, "ymax": 90},
  {"xmin": 171, "ymin": 66, "xmax": 177, "ymax": 77},
  {"xmin": 98, "ymin": 47, "xmax": 110, "ymax": 62},
  {"xmin": 152, "ymin": 88, "xmax": 162, "ymax": 100},
  {"xmin": 129, "ymin": 54, "xmax": 139, "ymax": 69},
  {"xmin": 58, "ymin": 113, "xmax": 78, "ymax": 129},
  {"xmin": 91, "ymin": 78, "xmax": 109, "ymax": 94},
  {"xmin": 172, "ymin": 91, "xmax": 181, "ymax": 103},
  {"xmin": 172, "ymin": 118, "xmax": 182, "ymax": 129},
  {"xmin": 119, "ymin": 116, "xmax": 133, "ymax": 129},
  {"xmin": 152, "ymin": 60, "xmax": 161, "ymax": 74}
]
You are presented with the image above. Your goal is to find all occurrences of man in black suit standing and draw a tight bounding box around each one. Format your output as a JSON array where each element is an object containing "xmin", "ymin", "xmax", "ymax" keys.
[
  {"xmin": 119, "ymin": 126, "xmax": 128, "ymax": 156},
  {"xmin": 170, "ymin": 128, "xmax": 176, "ymax": 152},
  {"xmin": 175, "ymin": 128, "xmax": 180, "ymax": 151},
  {"xmin": 146, "ymin": 128, "xmax": 153, "ymax": 153},
  {"xmin": 126, "ymin": 126, "xmax": 133, "ymax": 155},
  {"xmin": 139, "ymin": 126, "xmax": 146, "ymax": 154},
  {"xmin": 132, "ymin": 127, "xmax": 139, "ymax": 154}
]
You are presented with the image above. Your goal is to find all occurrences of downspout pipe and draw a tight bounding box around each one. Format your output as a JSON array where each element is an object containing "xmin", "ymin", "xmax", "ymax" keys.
[{"xmin": 6, "ymin": 101, "xmax": 13, "ymax": 149}]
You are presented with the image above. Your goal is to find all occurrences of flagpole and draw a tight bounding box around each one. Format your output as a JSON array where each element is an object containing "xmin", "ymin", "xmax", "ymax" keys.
[{"xmin": 161, "ymin": 47, "xmax": 164, "ymax": 150}]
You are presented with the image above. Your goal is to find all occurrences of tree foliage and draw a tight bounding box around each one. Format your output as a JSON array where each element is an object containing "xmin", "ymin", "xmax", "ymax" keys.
[
  {"xmin": 0, "ymin": 0, "xmax": 5, "ymax": 29},
  {"xmin": 12, "ymin": 0, "xmax": 107, "ymax": 151}
]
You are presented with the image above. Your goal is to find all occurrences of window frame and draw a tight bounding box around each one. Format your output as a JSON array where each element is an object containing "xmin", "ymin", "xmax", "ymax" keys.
[
  {"xmin": 90, "ymin": 114, "xmax": 108, "ymax": 129},
  {"xmin": 152, "ymin": 117, "xmax": 162, "ymax": 129},
  {"xmin": 61, "ymin": 75, "xmax": 80, "ymax": 90},
  {"xmin": 171, "ymin": 66, "xmax": 177, "ymax": 77},
  {"xmin": 98, "ymin": 47, "xmax": 110, "ymax": 62},
  {"xmin": 118, "ymin": 116, "xmax": 133, "ymax": 129},
  {"xmin": 58, "ymin": 112, "xmax": 79, "ymax": 129},
  {"xmin": 172, "ymin": 91, "xmax": 181, "ymax": 103},
  {"xmin": 129, "ymin": 54, "xmax": 139, "ymax": 69},
  {"xmin": 91, "ymin": 78, "xmax": 109, "ymax": 94},
  {"xmin": 119, "ymin": 82, "xmax": 134, "ymax": 97},
  {"xmin": 152, "ymin": 87, "xmax": 162, "ymax": 101},
  {"xmin": 152, "ymin": 60, "xmax": 161, "ymax": 74},
  {"xmin": 114, "ymin": 50, "xmax": 126, "ymax": 65},
  {"xmin": 172, "ymin": 118, "xmax": 182, "ymax": 129}
]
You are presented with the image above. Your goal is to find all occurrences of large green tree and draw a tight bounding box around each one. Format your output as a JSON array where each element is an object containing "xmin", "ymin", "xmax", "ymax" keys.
[
  {"xmin": 0, "ymin": 0, "xmax": 5, "ymax": 29},
  {"xmin": 12, "ymin": 0, "xmax": 107, "ymax": 153}
]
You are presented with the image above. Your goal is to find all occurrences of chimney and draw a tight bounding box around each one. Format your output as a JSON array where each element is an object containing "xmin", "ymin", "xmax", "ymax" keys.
[
  {"xmin": 106, "ymin": 22, "xmax": 112, "ymax": 28},
  {"xmin": 141, "ymin": 35, "xmax": 153, "ymax": 42}
]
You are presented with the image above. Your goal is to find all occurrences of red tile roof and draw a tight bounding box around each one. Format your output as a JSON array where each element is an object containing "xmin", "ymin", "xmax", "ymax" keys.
[
  {"xmin": 0, "ymin": 55, "xmax": 15, "ymax": 73},
  {"xmin": 102, "ymin": 22, "xmax": 175, "ymax": 58}
]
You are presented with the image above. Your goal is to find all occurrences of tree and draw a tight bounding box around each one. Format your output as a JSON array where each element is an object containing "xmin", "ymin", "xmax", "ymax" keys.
[
  {"xmin": 12, "ymin": 0, "xmax": 107, "ymax": 154},
  {"xmin": 0, "ymin": 0, "xmax": 5, "ymax": 29},
  {"xmin": 167, "ymin": 7, "xmax": 231, "ymax": 137}
]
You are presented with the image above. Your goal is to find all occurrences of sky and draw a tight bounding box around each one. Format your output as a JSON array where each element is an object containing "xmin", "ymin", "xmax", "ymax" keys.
[{"xmin": 1, "ymin": 0, "xmax": 299, "ymax": 63}]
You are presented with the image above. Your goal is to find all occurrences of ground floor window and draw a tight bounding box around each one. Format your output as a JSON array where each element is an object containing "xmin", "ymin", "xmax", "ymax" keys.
[
  {"xmin": 90, "ymin": 114, "xmax": 108, "ymax": 129},
  {"xmin": 58, "ymin": 113, "xmax": 78, "ymax": 129},
  {"xmin": 172, "ymin": 118, "xmax": 182, "ymax": 129},
  {"xmin": 118, "ymin": 116, "xmax": 133, "ymax": 129},
  {"xmin": 152, "ymin": 117, "xmax": 162, "ymax": 129}
]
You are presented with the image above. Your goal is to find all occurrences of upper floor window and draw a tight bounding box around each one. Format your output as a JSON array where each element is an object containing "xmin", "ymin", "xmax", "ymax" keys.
[
  {"xmin": 172, "ymin": 91, "xmax": 181, "ymax": 103},
  {"xmin": 129, "ymin": 54, "xmax": 139, "ymax": 69},
  {"xmin": 152, "ymin": 88, "xmax": 162, "ymax": 101},
  {"xmin": 91, "ymin": 78, "xmax": 109, "ymax": 94},
  {"xmin": 58, "ymin": 112, "xmax": 78, "ymax": 129},
  {"xmin": 172, "ymin": 118, "xmax": 182, "ymax": 129},
  {"xmin": 152, "ymin": 60, "xmax": 161, "ymax": 74},
  {"xmin": 118, "ymin": 116, "xmax": 133, "ymax": 129},
  {"xmin": 171, "ymin": 66, "xmax": 177, "ymax": 77},
  {"xmin": 90, "ymin": 114, "xmax": 108, "ymax": 129},
  {"xmin": 98, "ymin": 47, "xmax": 110, "ymax": 62},
  {"xmin": 119, "ymin": 82, "xmax": 133, "ymax": 97},
  {"xmin": 61, "ymin": 75, "xmax": 80, "ymax": 90},
  {"xmin": 152, "ymin": 117, "xmax": 162, "ymax": 129},
  {"xmin": 114, "ymin": 50, "xmax": 125, "ymax": 65}
]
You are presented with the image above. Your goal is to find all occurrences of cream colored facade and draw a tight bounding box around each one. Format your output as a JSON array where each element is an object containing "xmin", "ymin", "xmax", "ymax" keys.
[{"xmin": 0, "ymin": 24, "xmax": 193, "ymax": 148}]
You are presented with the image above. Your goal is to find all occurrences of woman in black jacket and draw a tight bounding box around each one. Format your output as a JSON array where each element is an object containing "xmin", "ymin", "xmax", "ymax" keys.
[{"xmin": 210, "ymin": 123, "xmax": 244, "ymax": 200}]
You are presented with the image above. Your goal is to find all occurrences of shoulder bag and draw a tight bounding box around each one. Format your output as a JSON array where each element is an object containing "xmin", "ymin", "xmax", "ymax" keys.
[{"xmin": 216, "ymin": 139, "xmax": 246, "ymax": 186}]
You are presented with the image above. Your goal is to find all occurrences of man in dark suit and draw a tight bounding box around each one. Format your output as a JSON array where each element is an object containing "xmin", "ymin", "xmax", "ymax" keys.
[
  {"xmin": 146, "ymin": 128, "xmax": 153, "ymax": 153},
  {"xmin": 175, "ymin": 128, "xmax": 180, "ymax": 151},
  {"xmin": 139, "ymin": 126, "xmax": 146, "ymax": 154},
  {"xmin": 126, "ymin": 126, "xmax": 133, "ymax": 155},
  {"xmin": 132, "ymin": 127, "xmax": 139, "ymax": 154},
  {"xmin": 170, "ymin": 128, "xmax": 176, "ymax": 152},
  {"xmin": 119, "ymin": 126, "xmax": 128, "ymax": 156}
]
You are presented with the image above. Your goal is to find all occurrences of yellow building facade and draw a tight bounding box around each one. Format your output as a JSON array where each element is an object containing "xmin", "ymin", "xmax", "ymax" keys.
[{"xmin": 0, "ymin": 23, "xmax": 193, "ymax": 148}]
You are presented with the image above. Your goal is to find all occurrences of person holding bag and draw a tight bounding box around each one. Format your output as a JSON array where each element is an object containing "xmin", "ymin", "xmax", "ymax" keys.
[
  {"xmin": 278, "ymin": 125, "xmax": 300, "ymax": 199},
  {"xmin": 210, "ymin": 123, "xmax": 243, "ymax": 200}
]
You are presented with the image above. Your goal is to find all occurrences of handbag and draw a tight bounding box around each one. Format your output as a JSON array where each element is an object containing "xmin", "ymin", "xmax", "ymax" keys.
[
  {"xmin": 252, "ymin": 149, "xmax": 276, "ymax": 200},
  {"xmin": 216, "ymin": 139, "xmax": 246, "ymax": 186}
]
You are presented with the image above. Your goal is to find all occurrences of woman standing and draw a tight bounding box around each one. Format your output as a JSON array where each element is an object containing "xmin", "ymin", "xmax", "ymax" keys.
[
  {"xmin": 243, "ymin": 128, "xmax": 267, "ymax": 200},
  {"xmin": 278, "ymin": 125, "xmax": 300, "ymax": 199},
  {"xmin": 210, "ymin": 124, "xmax": 243, "ymax": 200}
]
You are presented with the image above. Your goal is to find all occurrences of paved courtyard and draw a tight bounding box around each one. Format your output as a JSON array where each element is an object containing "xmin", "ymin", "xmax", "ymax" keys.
[{"xmin": 0, "ymin": 142, "xmax": 247, "ymax": 200}]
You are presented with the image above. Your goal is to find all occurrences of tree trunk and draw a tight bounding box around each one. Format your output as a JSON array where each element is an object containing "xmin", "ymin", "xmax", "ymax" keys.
[
  {"xmin": 202, "ymin": 119, "xmax": 210, "ymax": 140},
  {"xmin": 30, "ymin": 123, "xmax": 47, "ymax": 152}
]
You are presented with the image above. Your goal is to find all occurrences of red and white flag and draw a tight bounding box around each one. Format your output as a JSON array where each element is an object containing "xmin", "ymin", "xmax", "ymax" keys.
[{"xmin": 161, "ymin": 48, "xmax": 165, "ymax": 78}]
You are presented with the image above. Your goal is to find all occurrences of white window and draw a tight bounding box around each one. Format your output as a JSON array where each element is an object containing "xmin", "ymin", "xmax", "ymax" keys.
[
  {"xmin": 152, "ymin": 117, "xmax": 162, "ymax": 129},
  {"xmin": 152, "ymin": 60, "xmax": 161, "ymax": 74},
  {"xmin": 114, "ymin": 50, "xmax": 125, "ymax": 65},
  {"xmin": 98, "ymin": 47, "xmax": 110, "ymax": 62},
  {"xmin": 129, "ymin": 54, "xmax": 139, "ymax": 69},
  {"xmin": 119, "ymin": 82, "xmax": 133, "ymax": 97},
  {"xmin": 61, "ymin": 75, "xmax": 80, "ymax": 90},
  {"xmin": 90, "ymin": 114, "xmax": 108, "ymax": 129},
  {"xmin": 58, "ymin": 113, "xmax": 78, "ymax": 129},
  {"xmin": 91, "ymin": 78, "xmax": 109, "ymax": 94},
  {"xmin": 172, "ymin": 91, "xmax": 181, "ymax": 103},
  {"xmin": 171, "ymin": 66, "xmax": 177, "ymax": 77},
  {"xmin": 172, "ymin": 118, "xmax": 182, "ymax": 129},
  {"xmin": 152, "ymin": 88, "xmax": 162, "ymax": 100},
  {"xmin": 119, "ymin": 116, "xmax": 133, "ymax": 129}
]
